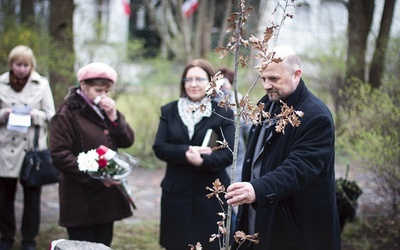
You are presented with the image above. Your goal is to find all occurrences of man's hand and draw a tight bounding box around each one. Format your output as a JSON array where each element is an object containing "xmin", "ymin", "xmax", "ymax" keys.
[{"xmin": 225, "ymin": 182, "xmax": 256, "ymax": 206}]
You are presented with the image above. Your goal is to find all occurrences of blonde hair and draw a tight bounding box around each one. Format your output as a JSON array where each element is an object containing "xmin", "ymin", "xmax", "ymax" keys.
[{"xmin": 7, "ymin": 45, "xmax": 37, "ymax": 72}]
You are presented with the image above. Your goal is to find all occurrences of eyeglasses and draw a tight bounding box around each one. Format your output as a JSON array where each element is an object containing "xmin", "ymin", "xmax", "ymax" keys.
[{"xmin": 183, "ymin": 77, "xmax": 208, "ymax": 84}]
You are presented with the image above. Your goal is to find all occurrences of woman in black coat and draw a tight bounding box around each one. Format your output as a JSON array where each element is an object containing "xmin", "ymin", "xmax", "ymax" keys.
[{"xmin": 153, "ymin": 59, "xmax": 235, "ymax": 250}]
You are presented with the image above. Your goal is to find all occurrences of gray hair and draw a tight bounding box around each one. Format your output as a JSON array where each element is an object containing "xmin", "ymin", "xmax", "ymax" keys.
[{"xmin": 273, "ymin": 46, "xmax": 301, "ymax": 74}]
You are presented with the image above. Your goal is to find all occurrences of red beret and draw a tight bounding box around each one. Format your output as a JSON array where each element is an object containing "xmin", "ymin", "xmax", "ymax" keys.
[{"xmin": 77, "ymin": 62, "xmax": 118, "ymax": 84}]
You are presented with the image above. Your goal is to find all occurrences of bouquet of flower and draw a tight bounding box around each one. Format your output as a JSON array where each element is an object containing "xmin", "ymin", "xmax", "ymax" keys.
[{"xmin": 77, "ymin": 145, "xmax": 140, "ymax": 210}]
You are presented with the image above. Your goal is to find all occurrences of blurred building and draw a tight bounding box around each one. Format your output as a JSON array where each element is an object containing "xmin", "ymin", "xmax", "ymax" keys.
[
  {"xmin": 260, "ymin": 0, "xmax": 400, "ymax": 55},
  {"xmin": 73, "ymin": 0, "xmax": 131, "ymax": 67},
  {"xmin": 72, "ymin": 0, "xmax": 399, "ymax": 66}
]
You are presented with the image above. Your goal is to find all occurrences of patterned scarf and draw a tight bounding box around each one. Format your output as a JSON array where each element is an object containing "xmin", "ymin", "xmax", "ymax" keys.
[
  {"xmin": 9, "ymin": 70, "xmax": 29, "ymax": 92},
  {"xmin": 178, "ymin": 97, "xmax": 212, "ymax": 140}
]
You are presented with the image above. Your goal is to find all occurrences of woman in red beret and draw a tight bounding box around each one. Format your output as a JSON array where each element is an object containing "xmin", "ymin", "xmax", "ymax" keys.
[{"xmin": 49, "ymin": 62, "xmax": 134, "ymax": 247}]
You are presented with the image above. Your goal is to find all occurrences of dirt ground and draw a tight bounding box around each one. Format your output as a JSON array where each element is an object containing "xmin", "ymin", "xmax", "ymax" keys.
[{"xmin": 14, "ymin": 164, "xmax": 386, "ymax": 231}]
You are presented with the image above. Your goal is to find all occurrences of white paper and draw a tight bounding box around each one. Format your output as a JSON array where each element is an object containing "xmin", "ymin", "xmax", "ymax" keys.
[
  {"xmin": 6, "ymin": 105, "xmax": 32, "ymax": 133},
  {"xmin": 8, "ymin": 113, "xmax": 31, "ymax": 127},
  {"xmin": 6, "ymin": 124, "xmax": 29, "ymax": 133}
]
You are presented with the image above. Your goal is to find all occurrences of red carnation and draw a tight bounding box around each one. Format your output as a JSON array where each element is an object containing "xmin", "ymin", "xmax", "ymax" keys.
[
  {"xmin": 96, "ymin": 145, "xmax": 108, "ymax": 156},
  {"xmin": 98, "ymin": 157, "xmax": 108, "ymax": 168}
]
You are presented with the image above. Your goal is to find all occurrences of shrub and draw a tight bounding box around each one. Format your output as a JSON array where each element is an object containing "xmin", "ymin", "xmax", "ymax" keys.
[{"xmin": 341, "ymin": 215, "xmax": 400, "ymax": 250}]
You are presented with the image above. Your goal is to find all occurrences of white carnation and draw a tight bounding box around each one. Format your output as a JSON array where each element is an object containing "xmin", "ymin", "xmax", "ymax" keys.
[{"xmin": 77, "ymin": 150, "xmax": 99, "ymax": 172}]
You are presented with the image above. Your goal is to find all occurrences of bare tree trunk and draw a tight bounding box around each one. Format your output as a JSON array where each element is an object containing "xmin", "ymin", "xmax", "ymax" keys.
[
  {"xmin": 0, "ymin": 0, "xmax": 18, "ymax": 26},
  {"xmin": 20, "ymin": 0, "xmax": 34, "ymax": 27},
  {"xmin": 194, "ymin": 0, "xmax": 205, "ymax": 59},
  {"xmin": 194, "ymin": 0, "xmax": 215, "ymax": 59},
  {"xmin": 143, "ymin": 0, "xmax": 232, "ymax": 62},
  {"xmin": 179, "ymin": 0, "xmax": 193, "ymax": 62},
  {"xmin": 202, "ymin": 1, "xmax": 216, "ymax": 58},
  {"xmin": 368, "ymin": 0, "xmax": 397, "ymax": 89},
  {"xmin": 143, "ymin": 0, "xmax": 192, "ymax": 62},
  {"xmin": 217, "ymin": 1, "xmax": 233, "ymax": 48},
  {"xmin": 49, "ymin": 0, "xmax": 75, "ymax": 107},
  {"xmin": 142, "ymin": 0, "xmax": 169, "ymax": 58},
  {"xmin": 245, "ymin": 0, "xmax": 264, "ymax": 79},
  {"xmin": 345, "ymin": 0, "xmax": 374, "ymax": 83}
]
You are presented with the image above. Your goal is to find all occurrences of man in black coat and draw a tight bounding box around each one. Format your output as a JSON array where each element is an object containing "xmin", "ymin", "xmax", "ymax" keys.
[{"xmin": 225, "ymin": 46, "xmax": 341, "ymax": 249}]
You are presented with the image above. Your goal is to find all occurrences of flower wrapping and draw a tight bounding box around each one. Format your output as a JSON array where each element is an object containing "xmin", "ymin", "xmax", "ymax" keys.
[{"xmin": 77, "ymin": 145, "xmax": 140, "ymax": 210}]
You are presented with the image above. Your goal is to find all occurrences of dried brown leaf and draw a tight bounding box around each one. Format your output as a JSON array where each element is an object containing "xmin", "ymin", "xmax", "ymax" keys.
[
  {"xmin": 242, "ymin": 39, "xmax": 249, "ymax": 48},
  {"xmin": 239, "ymin": 55, "xmax": 249, "ymax": 67},
  {"xmin": 227, "ymin": 12, "xmax": 239, "ymax": 23},
  {"xmin": 264, "ymin": 26, "xmax": 274, "ymax": 43},
  {"xmin": 244, "ymin": 6, "xmax": 254, "ymax": 17},
  {"xmin": 274, "ymin": 101, "xmax": 304, "ymax": 134},
  {"xmin": 206, "ymin": 178, "xmax": 226, "ymax": 200},
  {"xmin": 234, "ymin": 231, "xmax": 260, "ymax": 244}
]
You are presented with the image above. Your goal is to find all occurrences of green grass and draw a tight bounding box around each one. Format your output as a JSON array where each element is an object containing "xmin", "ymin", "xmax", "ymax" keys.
[
  {"xmin": 29, "ymin": 215, "xmax": 399, "ymax": 250},
  {"xmin": 11, "ymin": 224, "xmax": 67, "ymax": 250},
  {"xmin": 18, "ymin": 220, "xmax": 163, "ymax": 250},
  {"xmin": 112, "ymin": 220, "xmax": 163, "ymax": 250}
]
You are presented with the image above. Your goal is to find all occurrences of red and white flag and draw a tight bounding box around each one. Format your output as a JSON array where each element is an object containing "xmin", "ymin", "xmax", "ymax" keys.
[
  {"xmin": 181, "ymin": 0, "xmax": 199, "ymax": 18},
  {"xmin": 122, "ymin": 0, "xmax": 131, "ymax": 16}
]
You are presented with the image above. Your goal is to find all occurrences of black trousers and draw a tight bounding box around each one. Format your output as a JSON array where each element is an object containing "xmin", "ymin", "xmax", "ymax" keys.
[
  {"xmin": 0, "ymin": 177, "xmax": 41, "ymax": 245},
  {"xmin": 67, "ymin": 222, "xmax": 114, "ymax": 247}
]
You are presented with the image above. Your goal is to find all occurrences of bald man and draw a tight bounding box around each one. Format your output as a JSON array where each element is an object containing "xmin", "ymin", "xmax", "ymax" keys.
[{"xmin": 225, "ymin": 46, "xmax": 341, "ymax": 249}]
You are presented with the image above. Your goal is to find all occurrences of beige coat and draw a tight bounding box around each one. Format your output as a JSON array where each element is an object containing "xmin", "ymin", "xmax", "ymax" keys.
[{"xmin": 0, "ymin": 71, "xmax": 55, "ymax": 178}]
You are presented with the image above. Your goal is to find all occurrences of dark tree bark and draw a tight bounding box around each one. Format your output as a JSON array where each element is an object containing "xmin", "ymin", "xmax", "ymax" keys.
[
  {"xmin": 0, "ymin": 0, "xmax": 18, "ymax": 27},
  {"xmin": 244, "ymin": 0, "xmax": 265, "ymax": 72},
  {"xmin": 194, "ymin": 0, "xmax": 216, "ymax": 60},
  {"xmin": 49, "ymin": 0, "xmax": 75, "ymax": 107},
  {"xmin": 49, "ymin": 0, "xmax": 74, "ymax": 51},
  {"xmin": 368, "ymin": 0, "xmax": 397, "ymax": 88},
  {"xmin": 20, "ymin": 0, "xmax": 34, "ymax": 27},
  {"xmin": 345, "ymin": 0, "xmax": 374, "ymax": 83},
  {"xmin": 217, "ymin": 1, "xmax": 233, "ymax": 48}
]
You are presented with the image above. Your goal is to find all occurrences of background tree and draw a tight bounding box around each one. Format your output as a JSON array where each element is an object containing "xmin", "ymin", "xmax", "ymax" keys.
[
  {"xmin": 323, "ymin": 0, "xmax": 398, "ymax": 127},
  {"xmin": 20, "ymin": 0, "xmax": 34, "ymax": 27},
  {"xmin": 140, "ymin": 0, "xmax": 264, "ymax": 63},
  {"xmin": 368, "ymin": 0, "xmax": 397, "ymax": 88},
  {"xmin": 0, "ymin": 0, "xmax": 75, "ymax": 107},
  {"xmin": 49, "ymin": 0, "xmax": 75, "ymax": 107},
  {"xmin": 141, "ymin": 0, "xmax": 214, "ymax": 62},
  {"xmin": 343, "ymin": 0, "xmax": 397, "ymax": 89},
  {"xmin": 0, "ymin": 0, "xmax": 51, "ymax": 74},
  {"xmin": 343, "ymin": 0, "xmax": 374, "ymax": 83},
  {"xmin": 312, "ymin": 1, "xmax": 400, "ymax": 217}
]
